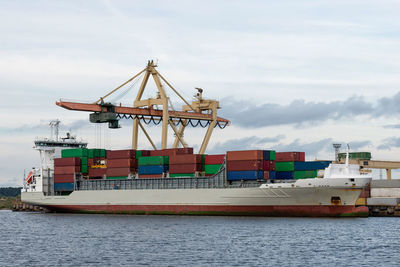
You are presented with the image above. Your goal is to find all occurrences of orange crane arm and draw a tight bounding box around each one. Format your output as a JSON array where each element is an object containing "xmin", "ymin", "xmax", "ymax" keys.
[{"xmin": 56, "ymin": 101, "xmax": 230, "ymax": 124}]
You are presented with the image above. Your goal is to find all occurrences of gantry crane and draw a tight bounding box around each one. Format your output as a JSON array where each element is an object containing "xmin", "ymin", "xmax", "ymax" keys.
[{"xmin": 56, "ymin": 60, "xmax": 230, "ymax": 154}]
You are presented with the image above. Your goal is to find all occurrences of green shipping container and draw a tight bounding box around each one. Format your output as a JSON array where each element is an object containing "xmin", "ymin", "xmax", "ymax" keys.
[
  {"xmin": 81, "ymin": 164, "xmax": 88, "ymax": 174},
  {"xmin": 169, "ymin": 173, "xmax": 195, "ymax": 178},
  {"xmin": 294, "ymin": 170, "xmax": 317, "ymax": 179},
  {"xmin": 62, "ymin": 148, "xmax": 88, "ymax": 158},
  {"xmin": 138, "ymin": 156, "xmax": 169, "ymax": 166},
  {"xmin": 106, "ymin": 176, "xmax": 128, "ymax": 180},
  {"xmin": 338, "ymin": 152, "xmax": 371, "ymax": 161},
  {"xmin": 205, "ymin": 164, "xmax": 222, "ymax": 175},
  {"xmin": 81, "ymin": 157, "xmax": 88, "ymax": 166},
  {"xmin": 269, "ymin": 150, "xmax": 276, "ymax": 161},
  {"xmin": 136, "ymin": 150, "xmax": 143, "ymax": 158},
  {"xmin": 201, "ymin": 154, "xmax": 206, "ymax": 172},
  {"xmin": 276, "ymin": 161, "xmax": 294, "ymax": 172}
]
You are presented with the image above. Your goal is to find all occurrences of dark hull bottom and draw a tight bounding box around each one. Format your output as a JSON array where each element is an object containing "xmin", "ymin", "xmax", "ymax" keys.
[{"xmin": 44, "ymin": 204, "xmax": 369, "ymax": 217}]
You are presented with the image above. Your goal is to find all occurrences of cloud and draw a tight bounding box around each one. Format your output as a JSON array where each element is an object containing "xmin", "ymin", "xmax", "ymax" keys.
[
  {"xmin": 383, "ymin": 124, "xmax": 400, "ymax": 129},
  {"xmin": 208, "ymin": 135, "xmax": 285, "ymax": 154},
  {"xmin": 221, "ymin": 92, "xmax": 400, "ymax": 128},
  {"xmin": 271, "ymin": 138, "xmax": 333, "ymax": 158},
  {"xmin": 378, "ymin": 137, "xmax": 400, "ymax": 150}
]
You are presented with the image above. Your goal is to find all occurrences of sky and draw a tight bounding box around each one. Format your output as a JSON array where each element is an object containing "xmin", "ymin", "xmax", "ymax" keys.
[{"xmin": 1, "ymin": 0, "xmax": 400, "ymax": 186}]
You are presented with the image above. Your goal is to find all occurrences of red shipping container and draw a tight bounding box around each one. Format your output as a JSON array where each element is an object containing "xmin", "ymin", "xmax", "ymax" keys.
[
  {"xmin": 170, "ymin": 154, "xmax": 202, "ymax": 165},
  {"xmin": 107, "ymin": 150, "xmax": 136, "ymax": 159},
  {"xmin": 106, "ymin": 167, "xmax": 136, "ymax": 177},
  {"xmin": 175, "ymin": 147, "xmax": 194, "ymax": 155},
  {"xmin": 205, "ymin": 154, "xmax": 225, "ymax": 165},
  {"xmin": 54, "ymin": 174, "xmax": 75, "ymax": 183},
  {"xmin": 226, "ymin": 150, "xmax": 263, "ymax": 161},
  {"xmin": 149, "ymin": 148, "xmax": 194, "ymax": 157},
  {"xmin": 140, "ymin": 150, "xmax": 151, "ymax": 156},
  {"xmin": 263, "ymin": 160, "xmax": 276, "ymax": 171},
  {"xmin": 54, "ymin": 166, "xmax": 80, "ymax": 175},
  {"xmin": 54, "ymin": 157, "xmax": 81, "ymax": 166},
  {"xmin": 275, "ymin": 152, "xmax": 305, "ymax": 162},
  {"xmin": 88, "ymin": 158, "xmax": 94, "ymax": 166},
  {"xmin": 139, "ymin": 174, "xmax": 163, "ymax": 179},
  {"xmin": 89, "ymin": 168, "xmax": 107, "ymax": 177},
  {"xmin": 169, "ymin": 164, "xmax": 202, "ymax": 174},
  {"xmin": 227, "ymin": 160, "xmax": 263, "ymax": 171},
  {"xmin": 107, "ymin": 159, "xmax": 137, "ymax": 168},
  {"xmin": 263, "ymin": 171, "xmax": 270, "ymax": 180}
]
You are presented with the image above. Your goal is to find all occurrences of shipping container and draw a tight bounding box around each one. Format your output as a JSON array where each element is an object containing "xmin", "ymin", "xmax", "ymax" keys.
[
  {"xmin": 275, "ymin": 171, "xmax": 294, "ymax": 180},
  {"xmin": 204, "ymin": 154, "xmax": 225, "ymax": 165},
  {"xmin": 169, "ymin": 163, "xmax": 202, "ymax": 174},
  {"xmin": 54, "ymin": 166, "xmax": 80, "ymax": 175},
  {"xmin": 263, "ymin": 171, "xmax": 276, "ymax": 180},
  {"xmin": 54, "ymin": 174, "xmax": 74, "ymax": 183},
  {"xmin": 275, "ymin": 162, "xmax": 295, "ymax": 172},
  {"xmin": 293, "ymin": 170, "xmax": 317, "ymax": 179},
  {"xmin": 263, "ymin": 160, "xmax": 276, "ymax": 171},
  {"xmin": 227, "ymin": 170, "xmax": 264, "ymax": 181},
  {"xmin": 61, "ymin": 148, "xmax": 88, "ymax": 158},
  {"xmin": 106, "ymin": 167, "xmax": 136, "ymax": 177},
  {"xmin": 81, "ymin": 157, "xmax": 88, "ymax": 166},
  {"xmin": 88, "ymin": 168, "xmax": 107, "ymax": 177},
  {"xmin": 139, "ymin": 174, "xmax": 164, "ymax": 179},
  {"xmin": 138, "ymin": 156, "xmax": 169, "ymax": 166},
  {"xmin": 81, "ymin": 164, "xmax": 88, "ymax": 174},
  {"xmin": 275, "ymin": 152, "xmax": 305, "ymax": 162},
  {"xmin": 263, "ymin": 150, "xmax": 275, "ymax": 161},
  {"xmin": 138, "ymin": 165, "xmax": 169, "ymax": 175},
  {"xmin": 54, "ymin": 157, "xmax": 81, "ymax": 166},
  {"xmin": 107, "ymin": 158, "xmax": 137, "ymax": 168},
  {"xmin": 54, "ymin": 182, "xmax": 74, "ymax": 191},
  {"xmin": 226, "ymin": 160, "xmax": 263, "ymax": 171},
  {"xmin": 149, "ymin": 148, "xmax": 193, "ymax": 157},
  {"xmin": 226, "ymin": 150, "xmax": 263, "ymax": 161},
  {"xmin": 294, "ymin": 161, "xmax": 331, "ymax": 171},
  {"xmin": 204, "ymin": 164, "xmax": 223, "ymax": 175},
  {"xmin": 338, "ymin": 152, "xmax": 372, "ymax": 161},
  {"xmin": 169, "ymin": 173, "xmax": 195, "ymax": 178},
  {"xmin": 107, "ymin": 149, "xmax": 136, "ymax": 159},
  {"xmin": 170, "ymin": 154, "xmax": 202, "ymax": 165}
]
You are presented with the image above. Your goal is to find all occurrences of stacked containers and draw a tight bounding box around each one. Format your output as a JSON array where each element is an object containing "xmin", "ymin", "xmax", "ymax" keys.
[
  {"xmin": 263, "ymin": 150, "xmax": 276, "ymax": 180},
  {"xmin": 226, "ymin": 150, "xmax": 265, "ymax": 180},
  {"xmin": 106, "ymin": 149, "xmax": 137, "ymax": 179},
  {"xmin": 293, "ymin": 161, "xmax": 331, "ymax": 179},
  {"xmin": 61, "ymin": 148, "xmax": 89, "ymax": 175},
  {"xmin": 138, "ymin": 156, "xmax": 169, "ymax": 178},
  {"xmin": 88, "ymin": 148, "xmax": 107, "ymax": 179},
  {"xmin": 204, "ymin": 154, "xmax": 225, "ymax": 176},
  {"xmin": 275, "ymin": 152, "xmax": 305, "ymax": 179},
  {"xmin": 169, "ymin": 154, "xmax": 202, "ymax": 177},
  {"xmin": 54, "ymin": 157, "xmax": 80, "ymax": 192}
]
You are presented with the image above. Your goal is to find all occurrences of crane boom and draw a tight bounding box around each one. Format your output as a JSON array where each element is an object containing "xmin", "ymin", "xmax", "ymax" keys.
[{"xmin": 56, "ymin": 101, "xmax": 230, "ymax": 123}]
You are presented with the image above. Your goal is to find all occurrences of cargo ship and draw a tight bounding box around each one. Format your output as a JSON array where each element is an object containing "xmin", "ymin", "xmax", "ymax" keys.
[
  {"xmin": 21, "ymin": 62, "xmax": 372, "ymax": 216},
  {"xmin": 21, "ymin": 123, "xmax": 371, "ymax": 217}
]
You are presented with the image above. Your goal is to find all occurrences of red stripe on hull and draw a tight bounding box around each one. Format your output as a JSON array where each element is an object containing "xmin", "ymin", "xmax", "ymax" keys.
[{"xmin": 44, "ymin": 204, "xmax": 369, "ymax": 217}]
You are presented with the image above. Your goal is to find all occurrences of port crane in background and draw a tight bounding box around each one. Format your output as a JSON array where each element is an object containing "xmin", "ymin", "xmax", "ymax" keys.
[{"xmin": 56, "ymin": 60, "xmax": 230, "ymax": 154}]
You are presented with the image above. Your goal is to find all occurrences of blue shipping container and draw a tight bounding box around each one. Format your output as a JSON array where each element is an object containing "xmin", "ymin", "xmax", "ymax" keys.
[
  {"xmin": 269, "ymin": 171, "xmax": 276, "ymax": 179},
  {"xmin": 138, "ymin": 165, "xmax": 169, "ymax": 175},
  {"xmin": 263, "ymin": 150, "xmax": 270, "ymax": 160},
  {"xmin": 294, "ymin": 161, "xmax": 331, "ymax": 171},
  {"xmin": 275, "ymin": 171, "xmax": 294, "ymax": 180},
  {"xmin": 227, "ymin": 170, "xmax": 264, "ymax": 181},
  {"xmin": 54, "ymin": 182, "xmax": 74, "ymax": 191}
]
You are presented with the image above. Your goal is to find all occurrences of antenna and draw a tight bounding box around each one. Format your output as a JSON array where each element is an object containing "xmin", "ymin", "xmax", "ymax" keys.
[{"xmin": 333, "ymin": 143, "xmax": 342, "ymax": 162}]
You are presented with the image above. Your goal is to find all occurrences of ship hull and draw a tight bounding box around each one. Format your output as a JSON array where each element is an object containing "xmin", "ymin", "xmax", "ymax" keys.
[
  {"xmin": 45, "ymin": 204, "xmax": 368, "ymax": 217},
  {"xmin": 22, "ymin": 185, "xmax": 369, "ymax": 217}
]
